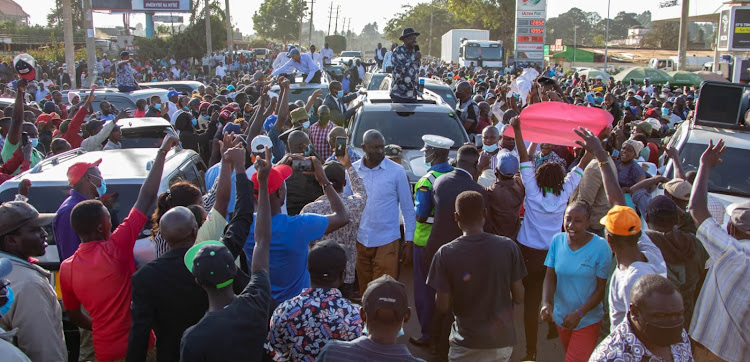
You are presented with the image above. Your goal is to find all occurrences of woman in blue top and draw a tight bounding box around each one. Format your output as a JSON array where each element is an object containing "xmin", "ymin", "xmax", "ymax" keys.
[{"xmin": 540, "ymin": 201, "xmax": 612, "ymax": 362}]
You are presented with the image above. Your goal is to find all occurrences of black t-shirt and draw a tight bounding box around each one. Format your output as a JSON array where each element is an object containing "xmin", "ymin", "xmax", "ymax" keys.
[
  {"xmin": 427, "ymin": 232, "xmax": 527, "ymax": 349},
  {"xmin": 180, "ymin": 270, "xmax": 272, "ymax": 362}
]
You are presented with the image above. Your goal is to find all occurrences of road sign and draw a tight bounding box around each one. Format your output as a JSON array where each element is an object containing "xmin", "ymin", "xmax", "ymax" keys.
[
  {"xmin": 555, "ymin": 38, "xmax": 562, "ymax": 46},
  {"xmin": 153, "ymin": 15, "xmax": 183, "ymax": 23},
  {"xmin": 92, "ymin": 0, "xmax": 191, "ymax": 12}
]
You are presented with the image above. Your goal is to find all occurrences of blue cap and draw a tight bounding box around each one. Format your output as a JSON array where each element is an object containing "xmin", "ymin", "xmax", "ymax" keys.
[
  {"xmin": 227, "ymin": 85, "xmax": 235, "ymax": 91},
  {"xmin": 496, "ymin": 151, "xmax": 519, "ymax": 177},
  {"xmin": 120, "ymin": 51, "xmax": 130, "ymax": 57},
  {"xmin": 288, "ymin": 45, "xmax": 296, "ymax": 52},
  {"xmin": 167, "ymin": 90, "xmax": 179, "ymax": 99},
  {"xmin": 263, "ymin": 114, "xmax": 277, "ymax": 132},
  {"xmin": 223, "ymin": 122, "xmax": 242, "ymax": 135},
  {"xmin": 288, "ymin": 48, "xmax": 300, "ymax": 57}
]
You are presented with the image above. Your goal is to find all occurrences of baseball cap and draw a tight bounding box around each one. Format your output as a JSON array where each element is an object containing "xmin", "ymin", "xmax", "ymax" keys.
[
  {"xmin": 727, "ymin": 200, "xmax": 750, "ymax": 232},
  {"xmin": 307, "ymin": 239, "xmax": 347, "ymax": 281},
  {"xmin": 0, "ymin": 201, "xmax": 56, "ymax": 236},
  {"xmin": 600, "ymin": 205, "xmax": 641, "ymax": 236},
  {"xmin": 120, "ymin": 51, "xmax": 130, "ymax": 57},
  {"xmin": 496, "ymin": 151, "xmax": 519, "ymax": 177},
  {"xmin": 362, "ymin": 274, "xmax": 409, "ymax": 322},
  {"xmin": 647, "ymin": 195, "xmax": 682, "ymax": 219},
  {"xmin": 290, "ymin": 107, "xmax": 309, "ymax": 124},
  {"xmin": 385, "ymin": 144, "xmax": 402, "ymax": 159},
  {"xmin": 664, "ymin": 178, "xmax": 692, "ymax": 201},
  {"xmin": 13, "ymin": 53, "xmax": 36, "ymax": 81},
  {"xmin": 220, "ymin": 105, "xmax": 238, "ymax": 120},
  {"xmin": 222, "ymin": 122, "xmax": 242, "ymax": 135},
  {"xmin": 67, "ymin": 158, "xmax": 102, "ymax": 186},
  {"xmin": 288, "ymin": 48, "xmax": 301, "ymax": 57},
  {"xmin": 250, "ymin": 164, "xmax": 292, "ymax": 194},
  {"xmin": 184, "ymin": 241, "xmax": 237, "ymax": 289},
  {"xmin": 198, "ymin": 102, "xmax": 210, "ymax": 112},
  {"xmin": 167, "ymin": 90, "xmax": 180, "ymax": 99},
  {"xmin": 187, "ymin": 97, "xmax": 202, "ymax": 108},
  {"xmin": 85, "ymin": 119, "xmax": 105, "ymax": 134},
  {"xmin": 250, "ymin": 135, "xmax": 273, "ymax": 154}
]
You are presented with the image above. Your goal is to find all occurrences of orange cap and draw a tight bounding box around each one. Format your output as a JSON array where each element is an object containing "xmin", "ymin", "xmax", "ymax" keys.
[{"xmin": 600, "ymin": 205, "xmax": 641, "ymax": 236}]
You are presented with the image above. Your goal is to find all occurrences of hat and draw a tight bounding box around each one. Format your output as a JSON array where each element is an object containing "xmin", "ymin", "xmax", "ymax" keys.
[
  {"xmin": 290, "ymin": 107, "xmax": 309, "ymax": 124},
  {"xmin": 644, "ymin": 108, "xmax": 660, "ymax": 119},
  {"xmin": 307, "ymin": 239, "xmax": 347, "ymax": 280},
  {"xmin": 263, "ymin": 114, "xmax": 278, "ymax": 132},
  {"xmin": 222, "ymin": 122, "xmax": 242, "ymax": 136},
  {"xmin": 0, "ymin": 201, "xmax": 56, "ymax": 236},
  {"xmin": 187, "ymin": 97, "xmax": 202, "ymax": 108},
  {"xmin": 67, "ymin": 91, "xmax": 79, "ymax": 104},
  {"xmin": 198, "ymin": 101, "xmax": 210, "ymax": 112},
  {"xmin": 220, "ymin": 105, "xmax": 238, "ymax": 120},
  {"xmin": 13, "ymin": 53, "xmax": 36, "ymax": 81},
  {"xmin": 385, "ymin": 144, "xmax": 402, "ymax": 158},
  {"xmin": 486, "ymin": 92, "xmax": 496, "ymax": 99},
  {"xmin": 287, "ymin": 48, "xmax": 301, "ymax": 57},
  {"xmin": 43, "ymin": 101, "xmax": 56, "ymax": 113},
  {"xmin": 288, "ymin": 45, "xmax": 296, "ymax": 52},
  {"xmin": 250, "ymin": 164, "xmax": 292, "ymax": 194},
  {"xmin": 253, "ymin": 70, "xmax": 264, "ymax": 82},
  {"xmin": 496, "ymin": 151, "xmax": 519, "ymax": 177},
  {"xmin": 85, "ymin": 119, "xmax": 105, "ymax": 134},
  {"xmin": 67, "ymin": 158, "xmax": 102, "ymax": 186},
  {"xmin": 250, "ymin": 135, "xmax": 273, "ymax": 154},
  {"xmin": 167, "ymin": 90, "xmax": 179, "ymax": 99},
  {"xmin": 184, "ymin": 241, "xmax": 237, "ymax": 289},
  {"xmin": 120, "ymin": 51, "xmax": 130, "ymax": 57},
  {"xmin": 600, "ymin": 205, "xmax": 642, "ymax": 236},
  {"xmin": 727, "ymin": 200, "xmax": 750, "ymax": 232},
  {"xmin": 399, "ymin": 28, "xmax": 420, "ymax": 40},
  {"xmin": 647, "ymin": 195, "xmax": 682, "ymax": 218},
  {"xmin": 227, "ymin": 85, "xmax": 235, "ymax": 92},
  {"xmin": 664, "ymin": 178, "xmax": 692, "ymax": 201},
  {"xmin": 421, "ymin": 134, "xmax": 454, "ymax": 151},
  {"xmin": 634, "ymin": 95, "xmax": 643, "ymax": 102},
  {"xmin": 362, "ymin": 274, "xmax": 409, "ymax": 321},
  {"xmin": 622, "ymin": 139, "xmax": 645, "ymax": 156}
]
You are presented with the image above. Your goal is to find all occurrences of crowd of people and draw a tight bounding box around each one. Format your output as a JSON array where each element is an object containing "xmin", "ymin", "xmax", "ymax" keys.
[{"xmin": 0, "ymin": 25, "xmax": 747, "ymax": 362}]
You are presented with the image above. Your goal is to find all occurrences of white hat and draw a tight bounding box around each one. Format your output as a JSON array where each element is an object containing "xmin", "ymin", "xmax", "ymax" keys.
[
  {"xmin": 421, "ymin": 134, "xmax": 454, "ymax": 151},
  {"xmin": 595, "ymin": 75, "xmax": 603, "ymax": 80},
  {"xmin": 250, "ymin": 135, "xmax": 273, "ymax": 154}
]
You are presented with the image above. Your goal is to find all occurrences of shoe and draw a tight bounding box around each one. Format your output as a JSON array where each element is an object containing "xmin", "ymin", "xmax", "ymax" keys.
[
  {"xmin": 521, "ymin": 352, "xmax": 536, "ymax": 361},
  {"xmin": 409, "ymin": 336, "xmax": 431, "ymax": 347}
]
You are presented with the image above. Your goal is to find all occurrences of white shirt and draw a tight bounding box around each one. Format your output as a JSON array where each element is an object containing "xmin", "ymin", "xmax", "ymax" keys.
[
  {"xmin": 166, "ymin": 101, "xmax": 178, "ymax": 121},
  {"xmin": 357, "ymin": 65, "xmax": 365, "ymax": 79},
  {"xmin": 382, "ymin": 51, "xmax": 393, "ymax": 72},
  {"xmin": 353, "ymin": 158, "xmax": 416, "ymax": 247},
  {"xmin": 81, "ymin": 121, "xmax": 116, "ymax": 152},
  {"xmin": 642, "ymin": 84, "xmax": 654, "ymax": 96},
  {"xmin": 215, "ymin": 65, "xmax": 226, "ymax": 77},
  {"xmin": 40, "ymin": 79, "xmax": 54, "ymax": 88},
  {"xmin": 320, "ymin": 48, "xmax": 334, "ymax": 64},
  {"xmin": 375, "ymin": 47, "xmax": 384, "ymax": 60},
  {"xmin": 517, "ymin": 161, "xmax": 584, "ymax": 250},
  {"xmin": 609, "ymin": 234, "xmax": 667, "ymax": 330},
  {"xmin": 309, "ymin": 51, "xmax": 324, "ymax": 70},
  {"xmin": 273, "ymin": 52, "xmax": 290, "ymax": 70},
  {"xmin": 171, "ymin": 67, "xmax": 180, "ymax": 79}
]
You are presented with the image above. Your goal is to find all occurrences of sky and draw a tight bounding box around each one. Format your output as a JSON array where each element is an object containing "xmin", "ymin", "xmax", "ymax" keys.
[{"xmin": 23, "ymin": 0, "xmax": 725, "ymax": 36}]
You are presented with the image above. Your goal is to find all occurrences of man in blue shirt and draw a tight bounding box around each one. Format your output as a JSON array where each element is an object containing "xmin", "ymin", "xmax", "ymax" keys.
[{"xmin": 272, "ymin": 49, "xmax": 321, "ymax": 86}]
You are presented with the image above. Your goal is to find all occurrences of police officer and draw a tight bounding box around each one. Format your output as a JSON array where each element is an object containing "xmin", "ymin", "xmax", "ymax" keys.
[{"xmin": 409, "ymin": 134, "xmax": 454, "ymax": 347}]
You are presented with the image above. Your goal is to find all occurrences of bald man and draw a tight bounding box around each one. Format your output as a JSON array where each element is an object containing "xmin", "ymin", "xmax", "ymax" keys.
[
  {"xmin": 456, "ymin": 81, "xmax": 480, "ymax": 137},
  {"xmin": 284, "ymin": 130, "xmax": 324, "ymax": 215}
]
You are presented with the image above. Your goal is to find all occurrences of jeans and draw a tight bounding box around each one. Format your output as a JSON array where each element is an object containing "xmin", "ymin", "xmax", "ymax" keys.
[
  {"xmin": 301, "ymin": 70, "xmax": 322, "ymax": 83},
  {"xmin": 118, "ymin": 84, "xmax": 136, "ymax": 92}
]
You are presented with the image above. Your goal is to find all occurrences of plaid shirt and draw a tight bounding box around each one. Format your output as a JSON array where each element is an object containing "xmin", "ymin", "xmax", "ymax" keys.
[
  {"xmin": 308, "ymin": 121, "xmax": 335, "ymax": 161},
  {"xmin": 591, "ymin": 318, "xmax": 693, "ymax": 362},
  {"xmin": 265, "ymin": 288, "xmax": 363, "ymax": 361},
  {"xmin": 688, "ymin": 218, "xmax": 750, "ymax": 361}
]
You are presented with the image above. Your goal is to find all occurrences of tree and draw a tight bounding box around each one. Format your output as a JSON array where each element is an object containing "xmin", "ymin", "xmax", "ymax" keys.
[
  {"xmin": 252, "ymin": 0, "xmax": 308, "ymax": 42},
  {"xmin": 134, "ymin": 15, "xmax": 227, "ymax": 61},
  {"xmin": 546, "ymin": 8, "xmax": 601, "ymax": 46},
  {"xmin": 384, "ymin": 2, "xmax": 468, "ymax": 57},
  {"xmin": 642, "ymin": 22, "xmax": 680, "ymax": 48},
  {"xmin": 636, "ymin": 11, "xmax": 652, "ymax": 28},
  {"xmin": 47, "ymin": 0, "xmax": 84, "ymax": 31}
]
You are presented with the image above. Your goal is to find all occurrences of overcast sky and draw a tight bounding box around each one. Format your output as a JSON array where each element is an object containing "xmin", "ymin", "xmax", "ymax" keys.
[{"xmin": 24, "ymin": 0, "xmax": 724, "ymax": 36}]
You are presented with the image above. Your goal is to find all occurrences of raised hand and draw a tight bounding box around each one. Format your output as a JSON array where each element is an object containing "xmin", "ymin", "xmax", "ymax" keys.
[
  {"xmin": 573, "ymin": 127, "xmax": 606, "ymax": 157},
  {"xmin": 700, "ymin": 139, "xmax": 725, "ymax": 169},
  {"xmin": 159, "ymin": 134, "xmax": 179, "ymax": 153},
  {"xmin": 255, "ymin": 146, "xmax": 272, "ymax": 182}
]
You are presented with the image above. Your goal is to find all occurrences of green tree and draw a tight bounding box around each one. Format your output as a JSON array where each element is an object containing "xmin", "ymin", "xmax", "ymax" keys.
[
  {"xmin": 593, "ymin": 34, "xmax": 605, "ymax": 46},
  {"xmin": 46, "ymin": 0, "xmax": 84, "ymax": 31},
  {"xmin": 384, "ymin": 2, "xmax": 468, "ymax": 57},
  {"xmin": 134, "ymin": 15, "xmax": 227, "ymax": 60},
  {"xmin": 642, "ymin": 22, "xmax": 680, "ymax": 48},
  {"xmin": 252, "ymin": 0, "xmax": 308, "ymax": 42},
  {"xmin": 546, "ymin": 8, "xmax": 601, "ymax": 46}
]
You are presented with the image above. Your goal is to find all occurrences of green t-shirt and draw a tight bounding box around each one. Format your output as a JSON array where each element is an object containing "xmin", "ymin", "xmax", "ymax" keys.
[{"xmin": 2, "ymin": 139, "xmax": 43, "ymax": 175}]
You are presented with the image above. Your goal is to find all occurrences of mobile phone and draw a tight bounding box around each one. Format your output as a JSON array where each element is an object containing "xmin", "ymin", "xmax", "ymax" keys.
[
  {"xmin": 292, "ymin": 159, "xmax": 313, "ymax": 172},
  {"xmin": 414, "ymin": 45, "xmax": 420, "ymax": 52},
  {"xmin": 21, "ymin": 132, "xmax": 29, "ymax": 146},
  {"xmin": 335, "ymin": 137, "xmax": 347, "ymax": 157}
]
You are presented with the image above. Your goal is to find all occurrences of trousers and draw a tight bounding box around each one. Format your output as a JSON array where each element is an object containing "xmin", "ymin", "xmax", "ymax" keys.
[
  {"xmin": 557, "ymin": 322, "xmax": 601, "ymax": 362},
  {"xmin": 412, "ymin": 245, "xmax": 435, "ymax": 341},
  {"xmin": 356, "ymin": 240, "xmax": 399, "ymax": 295}
]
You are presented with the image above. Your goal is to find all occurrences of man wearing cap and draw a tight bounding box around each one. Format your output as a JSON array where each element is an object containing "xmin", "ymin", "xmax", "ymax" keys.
[
  {"xmin": 384, "ymin": 144, "xmax": 403, "ymax": 165},
  {"xmin": 0, "ymin": 201, "xmax": 67, "ymax": 361},
  {"xmin": 266, "ymin": 239, "xmax": 364, "ymax": 360},
  {"xmin": 272, "ymin": 48, "xmax": 321, "ymax": 86},
  {"xmin": 165, "ymin": 90, "xmax": 180, "ymax": 122},
  {"xmin": 116, "ymin": 51, "xmax": 139, "ymax": 92},
  {"xmin": 273, "ymin": 45, "xmax": 294, "ymax": 72},
  {"xmin": 486, "ymin": 151, "xmax": 524, "ymax": 240},
  {"xmin": 1, "ymin": 80, "xmax": 46, "ymax": 173},
  {"xmin": 687, "ymin": 140, "xmax": 750, "ymax": 361},
  {"xmin": 390, "ymin": 28, "xmax": 422, "ymax": 103},
  {"xmin": 59, "ymin": 136, "xmax": 179, "ymax": 362},
  {"xmin": 410, "ymin": 134, "xmax": 453, "ymax": 347},
  {"xmin": 318, "ymin": 275, "xmax": 422, "ymax": 361}
]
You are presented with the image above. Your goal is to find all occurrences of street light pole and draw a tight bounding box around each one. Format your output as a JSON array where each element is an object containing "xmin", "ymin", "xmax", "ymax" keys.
[
  {"xmin": 604, "ymin": 0, "xmax": 610, "ymax": 72},
  {"xmin": 428, "ymin": 0, "xmax": 434, "ymax": 57},
  {"xmin": 573, "ymin": 25, "xmax": 578, "ymax": 69}
]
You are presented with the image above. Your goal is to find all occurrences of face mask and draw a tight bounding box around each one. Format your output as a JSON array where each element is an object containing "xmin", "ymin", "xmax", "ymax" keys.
[
  {"xmin": 302, "ymin": 120, "xmax": 310, "ymax": 129},
  {"xmin": 201, "ymin": 114, "xmax": 209, "ymax": 120},
  {"xmin": 183, "ymin": 106, "xmax": 190, "ymax": 111},
  {"xmin": 637, "ymin": 315, "xmax": 684, "ymax": 347},
  {"xmin": 30, "ymin": 138, "xmax": 39, "ymax": 148},
  {"xmin": 154, "ymin": 104, "xmax": 162, "ymax": 110},
  {"xmin": 337, "ymin": 90, "xmax": 344, "ymax": 98},
  {"xmin": 662, "ymin": 107, "xmax": 670, "ymax": 116},
  {"xmin": 192, "ymin": 119, "xmax": 198, "ymax": 127},
  {"xmin": 623, "ymin": 101, "xmax": 630, "ymax": 108},
  {"xmin": 304, "ymin": 144, "xmax": 312, "ymax": 156},
  {"xmin": 90, "ymin": 176, "xmax": 107, "ymax": 197},
  {"xmin": 0, "ymin": 286, "xmax": 14, "ymax": 317},
  {"xmin": 483, "ymin": 143, "xmax": 499, "ymax": 153}
]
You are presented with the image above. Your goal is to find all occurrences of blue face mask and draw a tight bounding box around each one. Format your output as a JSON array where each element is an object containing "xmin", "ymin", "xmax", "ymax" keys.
[
  {"xmin": 201, "ymin": 114, "xmax": 209, "ymax": 120},
  {"xmin": 337, "ymin": 90, "xmax": 344, "ymax": 98},
  {"xmin": 623, "ymin": 101, "xmax": 629, "ymax": 108},
  {"xmin": 183, "ymin": 106, "xmax": 190, "ymax": 111},
  {"xmin": 30, "ymin": 138, "xmax": 39, "ymax": 148},
  {"xmin": 304, "ymin": 144, "xmax": 312, "ymax": 156},
  {"xmin": 0, "ymin": 286, "xmax": 13, "ymax": 317},
  {"xmin": 483, "ymin": 143, "xmax": 499, "ymax": 153},
  {"xmin": 90, "ymin": 176, "xmax": 107, "ymax": 197},
  {"xmin": 302, "ymin": 120, "xmax": 310, "ymax": 129},
  {"xmin": 662, "ymin": 107, "xmax": 670, "ymax": 116},
  {"xmin": 154, "ymin": 103, "xmax": 162, "ymax": 110},
  {"xmin": 192, "ymin": 118, "xmax": 198, "ymax": 127}
]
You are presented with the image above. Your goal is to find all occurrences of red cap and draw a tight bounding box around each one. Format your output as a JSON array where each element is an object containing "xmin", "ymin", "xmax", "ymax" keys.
[
  {"xmin": 636, "ymin": 90, "xmax": 645, "ymax": 96},
  {"xmin": 199, "ymin": 102, "xmax": 211, "ymax": 112},
  {"xmin": 220, "ymin": 105, "xmax": 238, "ymax": 120},
  {"xmin": 644, "ymin": 108, "xmax": 659, "ymax": 119},
  {"xmin": 67, "ymin": 158, "xmax": 102, "ymax": 186},
  {"xmin": 250, "ymin": 164, "xmax": 292, "ymax": 194}
]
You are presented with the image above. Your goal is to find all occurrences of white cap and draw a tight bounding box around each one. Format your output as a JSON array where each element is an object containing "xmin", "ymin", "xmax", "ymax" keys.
[
  {"xmin": 250, "ymin": 135, "xmax": 273, "ymax": 154},
  {"xmin": 595, "ymin": 75, "xmax": 603, "ymax": 80},
  {"xmin": 421, "ymin": 134, "xmax": 454, "ymax": 151}
]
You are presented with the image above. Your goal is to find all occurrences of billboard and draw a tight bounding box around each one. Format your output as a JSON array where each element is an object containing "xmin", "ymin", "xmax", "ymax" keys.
[
  {"xmin": 514, "ymin": 0, "xmax": 546, "ymax": 66},
  {"xmin": 92, "ymin": 0, "xmax": 190, "ymax": 12},
  {"xmin": 717, "ymin": 6, "xmax": 750, "ymax": 51}
]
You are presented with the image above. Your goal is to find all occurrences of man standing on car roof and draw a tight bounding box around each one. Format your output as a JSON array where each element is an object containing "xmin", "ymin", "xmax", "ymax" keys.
[{"xmin": 390, "ymin": 28, "xmax": 422, "ymax": 103}]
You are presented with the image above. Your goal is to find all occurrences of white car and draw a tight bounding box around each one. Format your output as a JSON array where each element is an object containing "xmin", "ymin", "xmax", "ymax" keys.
[{"xmin": 332, "ymin": 50, "xmax": 363, "ymax": 66}]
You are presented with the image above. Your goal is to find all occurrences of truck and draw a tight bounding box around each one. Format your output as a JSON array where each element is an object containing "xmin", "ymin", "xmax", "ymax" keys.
[
  {"xmin": 648, "ymin": 56, "xmax": 714, "ymax": 72},
  {"xmin": 441, "ymin": 29, "xmax": 504, "ymax": 70}
]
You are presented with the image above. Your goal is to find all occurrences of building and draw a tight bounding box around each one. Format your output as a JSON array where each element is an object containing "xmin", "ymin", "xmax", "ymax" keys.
[
  {"xmin": 626, "ymin": 26, "xmax": 650, "ymax": 47},
  {"xmin": 0, "ymin": 0, "xmax": 29, "ymax": 26}
]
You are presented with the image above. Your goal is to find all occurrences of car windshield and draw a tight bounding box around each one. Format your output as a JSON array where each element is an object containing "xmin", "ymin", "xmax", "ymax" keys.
[
  {"xmin": 353, "ymin": 109, "xmax": 467, "ymax": 149},
  {"xmin": 341, "ymin": 51, "xmax": 361, "ymax": 57},
  {"xmin": 464, "ymin": 45, "xmax": 502, "ymax": 60},
  {"xmin": 121, "ymin": 128, "xmax": 168, "ymax": 148},
  {"xmin": 285, "ymin": 87, "xmax": 330, "ymax": 104},
  {"xmin": 425, "ymin": 84, "xmax": 457, "ymax": 109},
  {"xmin": 679, "ymin": 143, "xmax": 750, "ymax": 197},
  {"xmin": 366, "ymin": 75, "xmax": 386, "ymax": 90}
]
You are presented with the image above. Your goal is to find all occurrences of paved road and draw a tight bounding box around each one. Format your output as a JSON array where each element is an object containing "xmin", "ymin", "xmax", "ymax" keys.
[{"xmin": 395, "ymin": 264, "xmax": 565, "ymax": 362}]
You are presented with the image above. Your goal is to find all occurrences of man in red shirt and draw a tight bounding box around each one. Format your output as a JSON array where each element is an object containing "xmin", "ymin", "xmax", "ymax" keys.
[
  {"xmin": 62, "ymin": 86, "xmax": 97, "ymax": 149},
  {"xmin": 59, "ymin": 134, "xmax": 180, "ymax": 361}
]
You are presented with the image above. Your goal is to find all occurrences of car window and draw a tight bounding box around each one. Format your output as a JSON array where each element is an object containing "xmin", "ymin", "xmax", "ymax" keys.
[
  {"xmin": 353, "ymin": 109, "xmax": 467, "ymax": 149},
  {"xmin": 105, "ymin": 95, "xmax": 136, "ymax": 111},
  {"xmin": 367, "ymin": 75, "xmax": 386, "ymax": 91},
  {"xmin": 181, "ymin": 160, "xmax": 206, "ymax": 193},
  {"xmin": 425, "ymin": 84, "xmax": 457, "ymax": 109},
  {"xmin": 680, "ymin": 143, "xmax": 750, "ymax": 197}
]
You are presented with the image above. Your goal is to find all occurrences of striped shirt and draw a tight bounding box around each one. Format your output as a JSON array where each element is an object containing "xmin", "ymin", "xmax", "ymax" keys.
[{"xmin": 688, "ymin": 218, "xmax": 750, "ymax": 361}]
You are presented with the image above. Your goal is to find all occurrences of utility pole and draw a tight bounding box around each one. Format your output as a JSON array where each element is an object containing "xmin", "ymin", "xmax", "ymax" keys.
[
  {"xmin": 604, "ymin": 0, "xmax": 610, "ymax": 72},
  {"xmin": 82, "ymin": 0, "xmax": 97, "ymax": 88},
  {"xmin": 327, "ymin": 2, "xmax": 333, "ymax": 36},
  {"xmin": 334, "ymin": 5, "xmax": 339, "ymax": 34},
  {"xmin": 573, "ymin": 25, "xmax": 578, "ymax": 69},
  {"xmin": 346, "ymin": 18, "xmax": 351, "ymax": 46},
  {"xmin": 225, "ymin": 0, "xmax": 232, "ymax": 53},
  {"xmin": 428, "ymin": 0, "xmax": 434, "ymax": 57},
  {"xmin": 63, "ymin": 0, "xmax": 76, "ymax": 88},
  {"xmin": 677, "ymin": 0, "xmax": 690, "ymax": 70},
  {"xmin": 309, "ymin": 0, "xmax": 315, "ymax": 45},
  {"xmin": 205, "ymin": 0, "xmax": 212, "ymax": 56}
]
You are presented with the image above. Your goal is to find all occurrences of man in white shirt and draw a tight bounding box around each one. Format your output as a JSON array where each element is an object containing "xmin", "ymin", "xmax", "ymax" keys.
[
  {"xmin": 308, "ymin": 44, "xmax": 324, "ymax": 71},
  {"xmin": 273, "ymin": 46, "xmax": 294, "ymax": 71},
  {"xmin": 320, "ymin": 43, "xmax": 334, "ymax": 67},
  {"xmin": 381, "ymin": 43, "xmax": 396, "ymax": 73},
  {"xmin": 165, "ymin": 90, "xmax": 180, "ymax": 121},
  {"xmin": 201, "ymin": 55, "xmax": 210, "ymax": 75},
  {"xmin": 215, "ymin": 62, "xmax": 226, "ymax": 77},
  {"xmin": 39, "ymin": 73, "xmax": 54, "ymax": 89},
  {"xmin": 353, "ymin": 130, "xmax": 416, "ymax": 295},
  {"xmin": 642, "ymin": 78, "xmax": 654, "ymax": 96},
  {"xmin": 374, "ymin": 43, "xmax": 385, "ymax": 68}
]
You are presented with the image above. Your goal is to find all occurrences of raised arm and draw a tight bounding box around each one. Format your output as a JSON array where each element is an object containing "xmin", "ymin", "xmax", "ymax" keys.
[
  {"xmin": 133, "ymin": 135, "xmax": 179, "ymax": 214},
  {"xmin": 666, "ymin": 146, "xmax": 686, "ymax": 180},
  {"xmin": 510, "ymin": 116, "xmax": 529, "ymax": 163},
  {"xmin": 311, "ymin": 156, "xmax": 350, "ymax": 234},
  {"xmin": 689, "ymin": 139, "xmax": 725, "ymax": 227},
  {"xmin": 6, "ymin": 79, "xmax": 27, "ymax": 146},
  {"xmin": 252, "ymin": 147, "xmax": 272, "ymax": 273},
  {"xmin": 213, "ymin": 147, "xmax": 236, "ymax": 218},
  {"xmin": 275, "ymin": 78, "xmax": 290, "ymax": 132},
  {"xmin": 574, "ymin": 127, "xmax": 626, "ymax": 206},
  {"xmin": 304, "ymin": 89, "xmax": 322, "ymax": 112}
]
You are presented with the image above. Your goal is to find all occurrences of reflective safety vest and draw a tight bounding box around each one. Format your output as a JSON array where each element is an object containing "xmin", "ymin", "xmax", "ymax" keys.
[{"xmin": 413, "ymin": 169, "xmax": 451, "ymax": 246}]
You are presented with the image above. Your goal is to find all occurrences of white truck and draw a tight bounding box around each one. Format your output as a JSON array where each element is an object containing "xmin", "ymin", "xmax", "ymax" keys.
[
  {"xmin": 648, "ymin": 56, "xmax": 714, "ymax": 71},
  {"xmin": 441, "ymin": 29, "xmax": 504, "ymax": 70}
]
